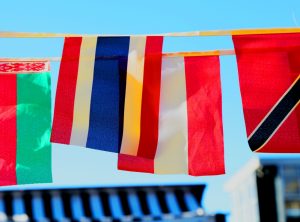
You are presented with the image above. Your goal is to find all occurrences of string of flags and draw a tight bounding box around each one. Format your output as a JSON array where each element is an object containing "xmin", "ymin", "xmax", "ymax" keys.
[{"xmin": 0, "ymin": 28, "xmax": 299, "ymax": 186}]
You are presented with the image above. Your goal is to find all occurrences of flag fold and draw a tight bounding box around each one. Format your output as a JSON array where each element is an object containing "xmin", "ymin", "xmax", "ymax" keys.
[
  {"xmin": 51, "ymin": 36, "xmax": 164, "ymax": 154},
  {"xmin": 0, "ymin": 60, "xmax": 52, "ymax": 186},
  {"xmin": 118, "ymin": 56, "xmax": 225, "ymax": 176},
  {"xmin": 233, "ymin": 33, "xmax": 300, "ymax": 153}
]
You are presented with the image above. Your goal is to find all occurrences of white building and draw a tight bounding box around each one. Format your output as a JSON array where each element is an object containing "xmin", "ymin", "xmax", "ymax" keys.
[{"xmin": 225, "ymin": 157, "xmax": 300, "ymax": 222}]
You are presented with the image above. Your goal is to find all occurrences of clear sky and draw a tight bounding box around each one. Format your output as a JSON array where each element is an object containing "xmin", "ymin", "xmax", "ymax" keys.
[{"xmin": 0, "ymin": 0, "xmax": 300, "ymax": 217}]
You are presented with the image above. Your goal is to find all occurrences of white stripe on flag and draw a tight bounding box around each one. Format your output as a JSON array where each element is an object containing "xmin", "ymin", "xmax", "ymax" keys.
[
  {"xmin": 120, "ymin": 36, "xmax": 147, "ymax": 155},
  {"xmin": 154, "ymin": 57, "xmax": 189, "ymax": 174},
  {"xmin": 70, "ymin": 37, "xmax": 97, "ymax": 146}
]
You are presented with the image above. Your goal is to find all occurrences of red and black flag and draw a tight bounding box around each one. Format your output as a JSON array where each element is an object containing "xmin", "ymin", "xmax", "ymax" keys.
[{"xmin": 233, "ymin": 33, "xmax": 300, "ymax": 153}]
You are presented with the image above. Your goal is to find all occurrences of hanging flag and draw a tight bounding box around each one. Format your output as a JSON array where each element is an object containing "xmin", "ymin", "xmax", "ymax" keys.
[
  {"xmin": 118, "ymin": 56, "xmax": 225, "ymax": 176},
  {"xmin": 233, "ymin": 33, "xmax": 300, "ymax": 153},
  {"xmin": 51, "ymin": 36, "xmax": 164, "ymax": 154},
  {"xmin": 0, "ymin": 60, "xmax": 52, "ymax": 186}
]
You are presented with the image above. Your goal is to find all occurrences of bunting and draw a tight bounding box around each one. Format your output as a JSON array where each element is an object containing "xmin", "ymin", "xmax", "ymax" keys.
[
  {"xmin": 0, "ymin": 60, "xmax": 52, "ymax": 186},
  {"xmin": 233, "ymin": 33, "xmax": 300, "ymax": 152},
  {"xmin": 118, "ymin": 56, "xmax": 225, "ymax": 176},
  {"xmin": 0, "ymin": 28, "xmax": 299, "ymax": 182}
]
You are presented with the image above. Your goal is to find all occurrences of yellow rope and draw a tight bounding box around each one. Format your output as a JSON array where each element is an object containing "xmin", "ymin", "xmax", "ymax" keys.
[
  {"xmin": 0, "ymin": 49, "xmax": 236, "ymax": 61},
  {"xmin": 1, "ymin": 27, "xmax": 300, "ymax": 38},
  {"xmin": 1, "ymin": 27, "xmax": 299, "ymax": 60}
]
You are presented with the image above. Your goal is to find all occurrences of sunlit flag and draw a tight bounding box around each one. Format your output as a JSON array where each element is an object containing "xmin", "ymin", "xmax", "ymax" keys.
[
  {"xmin": 51, "ymin": 36, "xmax": 164, "ymax": 157},
  {"xmin": 118, "ymin": 56, "xmax": 225, "ymax": 176},
  {"xmin": 233, "ymin": 33, "xmax": 300, "ymax": 152},
  {"xmin": 0, "ymin": 60, "xmax": 52, "ymax": 186}
]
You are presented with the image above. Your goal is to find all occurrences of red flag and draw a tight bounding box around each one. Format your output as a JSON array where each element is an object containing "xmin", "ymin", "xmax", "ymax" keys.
[
  {"xmin": 118, "ymin": 56, "xmax": 225, "ymax": 176},
  {"xmin": 233, "ymin": 33, "xmax": 300, "ymax": 153}
]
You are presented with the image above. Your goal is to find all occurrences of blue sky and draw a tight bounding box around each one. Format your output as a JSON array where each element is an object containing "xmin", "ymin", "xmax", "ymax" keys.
[{"xmin": 0, "ymin": 0, "xmax": 300, "ymax": 216}]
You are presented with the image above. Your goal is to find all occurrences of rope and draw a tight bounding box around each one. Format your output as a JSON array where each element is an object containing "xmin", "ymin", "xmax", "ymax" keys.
[{"xmin": 0, "ymin": 27, "xmax": 299, "ymax": 38}]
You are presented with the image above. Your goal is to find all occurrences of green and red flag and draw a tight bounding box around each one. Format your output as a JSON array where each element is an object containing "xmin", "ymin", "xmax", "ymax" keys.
[{"xmin": 0, "ymin": 60, "xmax": 52, "ymax": 186}]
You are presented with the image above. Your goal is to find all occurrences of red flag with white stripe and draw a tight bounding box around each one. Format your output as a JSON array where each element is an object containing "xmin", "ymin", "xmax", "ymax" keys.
[{"xmin": 118, "ymin": 56, "xmax": 225, "ymax": 176}]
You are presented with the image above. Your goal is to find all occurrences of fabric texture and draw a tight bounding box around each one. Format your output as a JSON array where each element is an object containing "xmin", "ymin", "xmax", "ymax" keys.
[
  {"xmin": 51, "ymin": 37, "xmax": 82, "ymax": 144},
  {"xmin": 233, "ymin": 33, "xmax": 300, "ymax": 152},
  {"xmin": 51, "ymin": 36, "xmax": 164, "ymax": 155},
  {"xmin": 0, "ymin": 61, "xmax": 52, "ymax": 186},
  {"xmin": 118, "ymin": 56, "xmax": 225, "ymax": 176},
  {"xmin": 86, "ymin": 37, "xmax": 130, "ymax": 152}
]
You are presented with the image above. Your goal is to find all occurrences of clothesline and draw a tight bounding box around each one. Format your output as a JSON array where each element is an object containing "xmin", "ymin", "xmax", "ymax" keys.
[
  {"xmin": 0, "ymin": 27, "xmax": 300, "ymax": 38},
  {"xmin": 1, "ymin": 27, "xmax": 299, "ymax": 61},
  {"xmin": 0, "ymin": 49, "xmax": 235, "ymax": 61}
]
